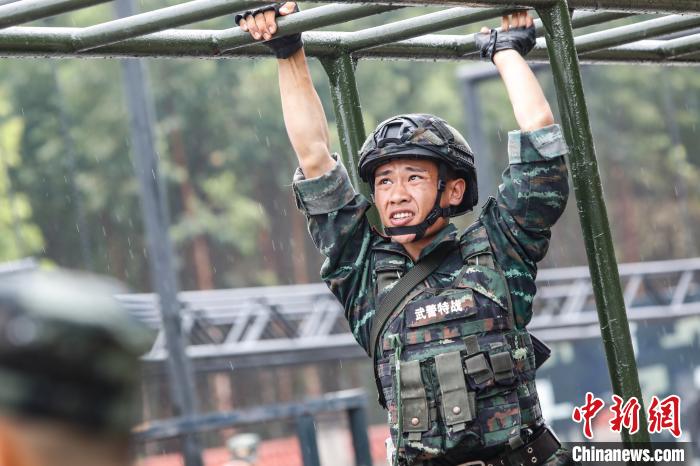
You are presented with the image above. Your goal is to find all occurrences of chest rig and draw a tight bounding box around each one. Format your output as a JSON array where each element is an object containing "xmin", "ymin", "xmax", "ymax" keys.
[{"xmin": 371, "ymin": 223, "xmax": 543, "ymax": 465}]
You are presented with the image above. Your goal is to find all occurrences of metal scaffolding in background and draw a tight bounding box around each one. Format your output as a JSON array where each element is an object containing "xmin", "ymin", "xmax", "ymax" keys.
[
  {"xmin": 4, "ymin": 0, "xmax": 700, "ymax": 464},
  {"xmin": 120, "ymin": 257, "xmax": 700, "ymax": 367}
]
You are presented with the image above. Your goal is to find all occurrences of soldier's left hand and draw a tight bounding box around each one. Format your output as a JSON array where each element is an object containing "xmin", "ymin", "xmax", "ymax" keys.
[
  {"xmin": 236, "ymin": 2, "xmax": 297, "ymax": 42},
  {"xmin": 475, "ymin": 11, "xmax": 536, "ymax": 62},
  {"xmin": 235, "ymin": 2, "xmax": 303, "ymax": 59}
]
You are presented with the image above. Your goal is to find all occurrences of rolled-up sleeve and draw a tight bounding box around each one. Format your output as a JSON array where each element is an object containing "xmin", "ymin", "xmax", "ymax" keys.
[
  {"xmin": 507, "ymin": 124, "xmax": 569, "ymax": 165},
  {"xmin": 292, "ymin": 155, "xmax": 357, "ymax": 215}
]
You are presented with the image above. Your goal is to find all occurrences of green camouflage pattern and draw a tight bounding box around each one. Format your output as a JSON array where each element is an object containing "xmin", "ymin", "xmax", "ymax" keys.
[
  {"xmin": 0, "ymin": 269, "xmax": 154, "ymax": 434},
  {"xmin": 361, "ymin": 123, "xmax": 469, "ymax": 160},
  {"xmin": 376, "ymin": 265, "xmax": 535, "ymax": 463},
  {"xmin": 293, "ymin": 124, "xmax": 569, "ymax": 464}
]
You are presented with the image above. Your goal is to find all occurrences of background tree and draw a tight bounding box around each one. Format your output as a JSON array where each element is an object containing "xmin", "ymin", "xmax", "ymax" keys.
[
  {"xmin": 0, "ymin": 7, "xmax": 698, "ymax": 290},
  {"xmin": 0, "ymin": 89, "xmax": 43, "ymax": 260}
]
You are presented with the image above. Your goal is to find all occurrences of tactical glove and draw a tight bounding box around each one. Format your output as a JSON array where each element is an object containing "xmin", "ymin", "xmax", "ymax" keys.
[
  {"xmin": 235, "ymin": 3, "xmax": 303, "ymax": 59},
  {"xmin": 474, "ymin": 24, "xmax": 536, "ymax": 62}
]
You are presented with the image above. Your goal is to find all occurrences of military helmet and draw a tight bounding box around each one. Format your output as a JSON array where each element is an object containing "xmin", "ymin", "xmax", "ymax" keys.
[
  {"xmin": 0, "ymin": 269, "xmax": 154, "ymax": 434},
  {"xmin": 358, "ymin": 113, "xmax": 479, "ymax": 216}
]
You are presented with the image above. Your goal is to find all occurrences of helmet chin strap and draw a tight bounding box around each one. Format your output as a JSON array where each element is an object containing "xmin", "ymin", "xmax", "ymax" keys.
[{"xmin": 383, "ymin": 164, "xmax": 455, "ymax": 241}]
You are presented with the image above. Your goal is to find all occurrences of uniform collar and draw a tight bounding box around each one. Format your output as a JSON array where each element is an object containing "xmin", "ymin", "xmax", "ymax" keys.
[
  {"xmin": 371, "ymin": 223, "xmax": 458, "ymax": 263},
  {"xmin": 415, "ymin": 223, "xmax": 458, "ymax": 261}
]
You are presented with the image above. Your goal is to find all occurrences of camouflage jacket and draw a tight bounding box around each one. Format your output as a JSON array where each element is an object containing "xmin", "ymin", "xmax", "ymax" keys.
[{"xmin": 293, "ymin": 124, "xmax": 569, "ymax": 357}]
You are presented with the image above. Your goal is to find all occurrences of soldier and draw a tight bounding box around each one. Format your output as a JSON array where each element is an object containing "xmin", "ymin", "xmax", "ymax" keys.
[
  {"xmin": 238, "ymin": 4, "xmax": 575, "ymax": 465},
  {"xmin": 0, "ymin": 269, "xmax": 153, "ymax": 466}
]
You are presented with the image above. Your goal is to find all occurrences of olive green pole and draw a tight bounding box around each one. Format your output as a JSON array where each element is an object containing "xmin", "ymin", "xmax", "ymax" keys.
[
  {"xmin": 574, "ymin": 14, "xmax": 700, "ymax": 54},
  {"xmin": 0, "ymin": 0, "xmax": 110, "ymax": 29},
  {"xmin": 2, "ymin": 27, "xmax": 700, "ymax": 63},
  {"xmin": 320, "ymin": 54, "xmax": 380, "ymax": 228},
  {"xmin": 537, "ymin": 0, "xmax": 651, "ymax": 447},
  {"xmin": 74, "ymin": 0, "xmax": 265, "ymax": 51},
  {"xmin": 665, "ymin": 32, "xmax": 700, "ymax": 57}
]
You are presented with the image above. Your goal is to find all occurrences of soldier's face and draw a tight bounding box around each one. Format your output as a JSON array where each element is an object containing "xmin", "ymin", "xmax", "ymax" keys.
[{"xmin": 373, "ymin": 159, "xmax": 465, "ymax": 247}]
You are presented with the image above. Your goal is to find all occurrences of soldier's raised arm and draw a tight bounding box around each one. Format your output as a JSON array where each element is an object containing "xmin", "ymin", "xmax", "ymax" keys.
[
  {"xmin": 238, "ymin": 3, "xmax": 376, "ymax": 352},
  {"xmin": 475, "ymin": 12, "xmax": 569, "ymax": 268},
  {"xmin": 477, "ymin": 11, "xmax": 554, "ymax": 131},
  {"xmin": 237, "ymin": 2, "xmax": 335, "ymax": 178}
]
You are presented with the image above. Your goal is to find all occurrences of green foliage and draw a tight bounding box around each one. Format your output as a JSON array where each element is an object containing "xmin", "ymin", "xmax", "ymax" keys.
[
  {"xmin": 0, "ymin": 90, "xmax": 44, "ymax": 261},
  {"xmin": 0, "ymin": 6, "xmax": 699, "ymax": 288},
  {"xmin": 582, "ymin": 66, "xmax": 700, "ymax": 261},
  {"xmin": 171, "ymin": 171, "xmax": 267, "ymax": 256}
]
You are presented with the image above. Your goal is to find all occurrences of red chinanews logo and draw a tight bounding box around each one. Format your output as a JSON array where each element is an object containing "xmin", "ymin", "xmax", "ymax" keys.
[{"xmin": 571, "ymin": 392, "xmax": 681, "ymax": 439}]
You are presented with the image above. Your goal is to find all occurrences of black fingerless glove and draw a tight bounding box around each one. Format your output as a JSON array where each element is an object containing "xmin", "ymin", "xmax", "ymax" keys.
[
  {"xmin": 235, "ymin": 3, "xmax": 303, "ymax": 59},
  {"xmin": 474, "ymin": 25, "xmax": 536, "ymax": 62}
]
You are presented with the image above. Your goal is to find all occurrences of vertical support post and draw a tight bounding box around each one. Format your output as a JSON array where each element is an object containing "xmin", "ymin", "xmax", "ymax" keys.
[
  {"xmin": 348, "ymin": 405, "xmax": 372, "ymax": 466},
  {"xmin": 320, "ymin": 54, "xmax": 380, "ymax": 228},
  {"xmin": 115, "ymin": 0, "xmax": 203, "ymax": 465},
  {"xmin": 537, "ymin": 0, "xmax": 651, "ymax": 446},
  {"xmin": 295, "ymin": 414, "xmax": 321, "ymax": 466}
]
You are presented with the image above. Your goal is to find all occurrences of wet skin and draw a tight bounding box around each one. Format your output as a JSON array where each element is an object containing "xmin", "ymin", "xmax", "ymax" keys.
[{"xmin": 373, "ymin": 158, "xmax": 465, "ymax": 261}]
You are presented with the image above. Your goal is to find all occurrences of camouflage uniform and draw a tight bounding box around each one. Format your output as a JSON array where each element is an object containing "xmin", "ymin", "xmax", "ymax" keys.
[
  {"xmin": 293, "ymin": 124, "xmax": 573, "ymax": 466},
  {"xmin": 0, "ymin": 269, "xmax": 153, "ymax": 435}
]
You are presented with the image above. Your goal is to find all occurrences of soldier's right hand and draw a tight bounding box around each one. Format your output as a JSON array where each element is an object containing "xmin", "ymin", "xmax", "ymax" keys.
[
  {"xmin": 236, "ymin": 2, "xmax": 297, "ymax": 42},
  {"xmin": 475, "ymin": 11, "xmax": 536, "ymax": 62}
]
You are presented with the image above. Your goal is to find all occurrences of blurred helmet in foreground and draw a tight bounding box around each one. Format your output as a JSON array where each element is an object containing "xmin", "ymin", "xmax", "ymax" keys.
[
  {"xmin": 227, "ymin": 433, "xmax": 261, "ymax": 464},
  {"xmin": 0, "ymin": 269, "xmax": 154, "ymax": 435}
]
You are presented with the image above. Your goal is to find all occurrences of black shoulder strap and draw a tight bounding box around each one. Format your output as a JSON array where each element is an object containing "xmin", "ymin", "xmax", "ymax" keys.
[{"xmin": 369, "ymin": 240, "xmax": 457, "ymax": 359}]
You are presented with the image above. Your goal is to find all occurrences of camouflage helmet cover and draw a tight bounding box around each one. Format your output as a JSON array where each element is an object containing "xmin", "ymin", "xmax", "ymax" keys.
[
  {"xmin": 0, "ymin": 269, "xmax": 154, "ymax": 434},
  {"xmin": 358, "ymin": 113, "xmax": 479, "ymax": 215}
]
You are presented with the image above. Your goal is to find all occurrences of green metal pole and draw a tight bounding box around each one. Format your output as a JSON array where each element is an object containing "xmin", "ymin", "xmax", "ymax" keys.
[
  {"xmin": 574, "ymin": 14, "xmax": 700, "ymax": 54},
  {"xmin": 348, "ymin": 405, "xmax": 372, "ymax": 466},
  {"xmin": 0, "ymin": 0, "xmax": 110, "ymax": 29},
  {"xmin": 281, "ymin": 0, "xmax": 700, "ymax": 14},
  {"xmin": 340, "ymin": 10, "xmax": 626, "ymax": 54},
  {"xmin": 215, "ymin": 3, "xmax": 398, "ymax": 52},
  {"xmin": 537, "ymin": 0, "xmax": 651, "ymax": 447},
  {"xmin": 295, "ymin": 414, "xmax": 321, "ymax": 466},
  {"xmin": 2, "ymin": 27, "xmax": 700, "ymax": 64},
  {"xmin": 320, "ymin": 54, "xmax": 380, "ymax": 228},
  {"xmin": 664, "ymin": 32, "xmax": 700, "ymax": 57},
  {"xmin": 76, "ymin": 3, "xmax": 395, "ymax": 53},
  {"xmin": 342, "ymin": 7, "xmax": 507, "ymax": 52},
  {"xmin": 74, "ymin": 0, "xmax": 265, "ymax": 51}
]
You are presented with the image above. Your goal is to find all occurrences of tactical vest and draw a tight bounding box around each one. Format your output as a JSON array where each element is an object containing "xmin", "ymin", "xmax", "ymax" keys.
[{"xmin": 373, "ymin": 223, "xmax": 543, "ymax": 465}]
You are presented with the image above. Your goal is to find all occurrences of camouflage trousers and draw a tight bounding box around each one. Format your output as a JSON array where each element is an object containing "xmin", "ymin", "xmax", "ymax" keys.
[{"xmin": 406, "ymin": 447, "xmax": 580, "ymax": 466}]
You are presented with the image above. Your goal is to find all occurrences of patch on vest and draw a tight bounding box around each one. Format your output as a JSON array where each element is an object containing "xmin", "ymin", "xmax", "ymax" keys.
[{"xmin": 405, "ymin": 290, "xmax": 476, "ymax": 328}]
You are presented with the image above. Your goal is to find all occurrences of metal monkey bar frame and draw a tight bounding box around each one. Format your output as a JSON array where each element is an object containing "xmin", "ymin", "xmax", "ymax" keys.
[{"xmin": 6, "ymin": 0, "xmax": 700, "ymax": 464}]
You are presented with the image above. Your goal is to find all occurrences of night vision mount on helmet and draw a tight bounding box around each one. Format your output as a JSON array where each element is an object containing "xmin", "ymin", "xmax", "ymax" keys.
[{"xmin": 358, "ymin": 114, "xmax": 478, "ymax": 240}]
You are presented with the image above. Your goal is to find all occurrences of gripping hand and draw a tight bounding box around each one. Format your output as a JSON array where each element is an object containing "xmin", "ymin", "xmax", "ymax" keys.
[
  {"xmin": 475, "ymin": 11, "xmax": 536, "ymax": 62},
  {"xmin": 236, "ymin": 2, "xmax": 302, "ymax": 59}
]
